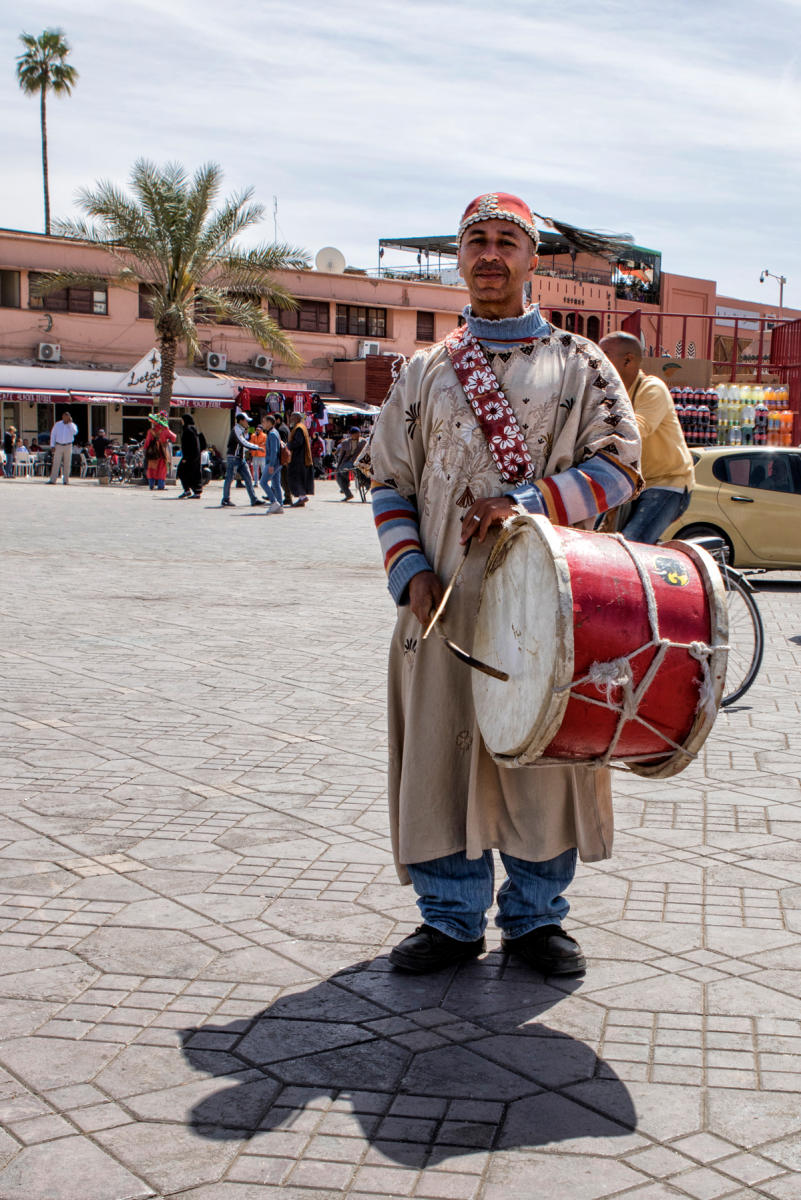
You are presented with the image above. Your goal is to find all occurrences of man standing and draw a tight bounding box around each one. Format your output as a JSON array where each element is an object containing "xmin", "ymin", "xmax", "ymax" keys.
[
  {"xmin": 286, "ymin": 412, "xmax": 312, "ymax": 508},
  {"xmin": 250, "ymin": 421, "xmax": 267, "ymax": 486},
  {"xmin": 369, "ymin": 193, "xmax": 642, "ymax": 976},
  {"xmin": 221, "ymin": 413, "xmax": 265, "ymax": 507},
  {"xmin": 258, "ymin": 414, "xmax": 284, "ymax": 513},
  {"xmin": 599, "ymin": 332, "xmax": 694, "ymax": 543},
  {"xmin": 335, "ymin": 426, "xmax": 367, "ymax": 501},
  {"xmin": 48, "ymin": 410, "xmax": 78, "ymax": 485}
]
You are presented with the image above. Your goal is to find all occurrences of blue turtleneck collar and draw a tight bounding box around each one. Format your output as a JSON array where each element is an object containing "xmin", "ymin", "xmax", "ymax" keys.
[{"xmin": 463, "ymin": 304, "xmax": 551, "ymax": 347}]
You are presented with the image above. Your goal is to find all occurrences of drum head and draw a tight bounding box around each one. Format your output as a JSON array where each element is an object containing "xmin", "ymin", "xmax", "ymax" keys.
[{"xmin": 473, "ymin": 516, "xmax": 574, "ymax": 762}]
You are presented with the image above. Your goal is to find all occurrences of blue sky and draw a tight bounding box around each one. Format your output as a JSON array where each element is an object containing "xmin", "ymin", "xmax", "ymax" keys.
[{"xmin": 2, "ymin": 0, "xmax": 801, "ymax": 308}]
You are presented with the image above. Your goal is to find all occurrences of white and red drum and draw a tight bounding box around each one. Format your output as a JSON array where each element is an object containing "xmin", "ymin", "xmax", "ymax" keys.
[{"xmin": 472, "ymin": 516, "xmax": 727, "ymax": 779}]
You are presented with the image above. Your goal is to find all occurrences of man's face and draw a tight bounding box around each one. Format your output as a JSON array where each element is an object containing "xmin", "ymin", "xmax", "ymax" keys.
[
  {"xmin": 457, "ymin": 219, "xmax": 538, "ymax": 318},
  {"xmin": 62, "ymin": 412, "xmax": 71, "ymax": 422}
]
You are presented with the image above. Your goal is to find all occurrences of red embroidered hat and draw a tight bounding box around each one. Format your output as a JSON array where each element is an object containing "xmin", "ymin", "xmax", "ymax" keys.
[{"xmin": 458, "ymin": 193, "xmax": 539, "ymax": 249}]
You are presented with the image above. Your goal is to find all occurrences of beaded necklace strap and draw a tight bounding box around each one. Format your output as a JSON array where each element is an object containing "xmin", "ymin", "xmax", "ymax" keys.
[{"xmin": 444, "ymin": 325, "xmax": 534, "ymax": 484}]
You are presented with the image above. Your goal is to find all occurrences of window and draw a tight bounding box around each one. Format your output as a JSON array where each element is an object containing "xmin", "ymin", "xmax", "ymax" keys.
[
  {"xmin": 138, "ymin": 283, "xmax": 157, "ymax": 319},
  {"xmin": 29, "ymin": 272, "xmax": 108, "ymax": 315},
  {"xmin": 586, "ymin": 315, "xmax": 601, "ymax": 342},
  {"xmin": 550, "ymin": 311, "xmax": 563, "ymax": 328},
  {"xmin": 268, "ymin": 299, "xmax": 330, "ymax": 333},
  {"xmin": 0, "ymin": 270, "xmax": 20, "ymax": 308},
  {"xmin": 416, "ymin": 311, "xmax": 435, "ymax": 341},
  {"xmin": 712, "ymin": 452, "xmax": 801, "ymax": 494},
  {"xmin": 335, "ymin": 304, "xmax": 387, "ymax": 338},
  {"xmin": 195, "ymin": 291, "xmax": 263, "ymax": 325},
  {"xmin": 565, "ymin": 312, "xmax": 583, "ymax": 334},
  {"xmin": 216, "ymin": 293, "xmax": 262, "ymax": 326}
]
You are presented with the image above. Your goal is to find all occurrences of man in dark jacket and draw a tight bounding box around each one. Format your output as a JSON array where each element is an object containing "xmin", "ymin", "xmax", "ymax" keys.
[{"xmin": 221, "ymin": 413, "xmax": 265, "ymax": 508}]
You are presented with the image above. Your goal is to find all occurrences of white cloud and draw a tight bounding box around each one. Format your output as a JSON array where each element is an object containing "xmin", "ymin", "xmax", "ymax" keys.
[{"xmin": 2, "ymin": 0, "xmax": 800, "ymax": 305}]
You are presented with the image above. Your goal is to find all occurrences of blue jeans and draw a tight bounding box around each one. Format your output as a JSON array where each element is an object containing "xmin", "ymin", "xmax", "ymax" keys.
[
  {"xmin": 621, "ymin": 487, "xmax": 691, "ymax": 544},
  {"xmin": 260, "ymin": 464, "xmax": 283, "ymax": 506},
  {"xmin": 406, "ymin": 848, "xmax": 577, "ymax": 941},
  {"xmin": 223, "ymin": 455, "xmax": 258, "ymax": 503}
]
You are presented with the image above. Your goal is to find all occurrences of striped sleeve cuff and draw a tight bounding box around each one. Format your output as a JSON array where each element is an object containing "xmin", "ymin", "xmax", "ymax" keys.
[
  {"xmin": 509, "ymin": 451, "xmax": 642, "ymax": 525},
  {"xmin": 371, "ymin": 483, "xmax": 433, "ymax": 605}
]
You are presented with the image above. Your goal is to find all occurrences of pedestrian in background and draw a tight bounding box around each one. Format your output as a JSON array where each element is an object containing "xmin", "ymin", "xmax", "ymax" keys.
[
  {"xmin": 3, "ymin": 426, "xmax": 17, "ymax": 478},
  {"xmin": 599, "ymin": 332, "xmax": 694, "ymax": 543},
  {"xmin": 287, "ymin": 412, "xmax": 312, "ymax": 508},
  {"xmin": 143, "ymin": 412, "xmax": 177, "ymax": 491},
  {"xmin": 276, "ymin": 415, "xmax": 292, "ymax": 505},
  {"xmin": 250, "ymin": 422, "xmax": 267, "ymax": 485},
  {"xmin": 335, "ymin": 425, "xmax": 367, "ymax": 501},
  {"xmin": 177, "ymin": 413, "xmax": 203, "ymax": 498},
  {"xmin": 259, "ymin": 414, "xmax": 284, "ymax": 514},
  {"xmin": 221, "ymin": 412, "xmax": 265, "ymax": 508},
  {"xmin": 47, "ymin": 411, "xmax": 78, "ymax": 485}
]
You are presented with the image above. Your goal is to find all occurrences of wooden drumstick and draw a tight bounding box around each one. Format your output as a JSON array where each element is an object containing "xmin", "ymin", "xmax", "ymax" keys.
[{"xmin": 422, "ymin": 539, "xmax": 471, "ymax": 641}]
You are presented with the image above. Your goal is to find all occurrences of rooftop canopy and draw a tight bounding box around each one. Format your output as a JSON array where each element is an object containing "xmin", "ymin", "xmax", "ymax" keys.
[{"xmin": 379, "ymin": 219, "xmax": 660, "ymax": 266}]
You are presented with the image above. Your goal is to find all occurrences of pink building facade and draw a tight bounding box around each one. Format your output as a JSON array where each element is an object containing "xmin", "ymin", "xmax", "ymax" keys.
[{"xmin": 1, "ymin": 225, "xmax": 798, "ymax": 449}]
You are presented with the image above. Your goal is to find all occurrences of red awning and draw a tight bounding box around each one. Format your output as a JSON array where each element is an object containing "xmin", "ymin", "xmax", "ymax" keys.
[
  {"xmin": 0, "ymin": 387, "xmax": 70, "ymax": 400},
  {"xmin": 68, "ymin": 392, "xmax": 235, "ymax": 408}
]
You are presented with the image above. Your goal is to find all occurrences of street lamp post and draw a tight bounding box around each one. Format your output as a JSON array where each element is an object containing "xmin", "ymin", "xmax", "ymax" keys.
[{"xmin": 760, "ymin": 269, "xmax": 787, "ymax": 319}]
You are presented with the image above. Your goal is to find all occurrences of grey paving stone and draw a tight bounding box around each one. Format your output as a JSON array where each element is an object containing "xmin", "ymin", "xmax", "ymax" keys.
[
  {"xmin": 95, "ymin": 1121, "xmax": 243, "ymax": 1193},
  {"xmin": 3, "ymin": 484, "xmax": 801, "ymax": 1197},
  {"xmin": 0, "ymin": 1134, "xmax": 154, "ymax": 1199}
]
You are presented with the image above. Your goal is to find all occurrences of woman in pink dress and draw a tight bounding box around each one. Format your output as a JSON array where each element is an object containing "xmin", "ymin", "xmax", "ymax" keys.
[{"xmin": 143, "ymin": 412, "xmax": 177, "ymax": 490}]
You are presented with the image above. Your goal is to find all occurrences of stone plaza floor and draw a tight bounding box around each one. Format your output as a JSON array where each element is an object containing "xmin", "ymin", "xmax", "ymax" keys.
[{"xmin": 0, "ymin": 475, "xmax": 800, "ymax": 1200}]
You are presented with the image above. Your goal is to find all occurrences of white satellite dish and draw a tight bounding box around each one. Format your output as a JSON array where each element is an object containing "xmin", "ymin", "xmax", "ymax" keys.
[{"xmin": 315, "ymin": 246, "xmax": 346, "ymax": 274}]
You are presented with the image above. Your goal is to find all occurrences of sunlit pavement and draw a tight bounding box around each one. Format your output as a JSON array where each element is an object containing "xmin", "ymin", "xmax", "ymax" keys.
[{"xmin": 1, "ymin": 475, "xmax": 800, "ymax": 1200}]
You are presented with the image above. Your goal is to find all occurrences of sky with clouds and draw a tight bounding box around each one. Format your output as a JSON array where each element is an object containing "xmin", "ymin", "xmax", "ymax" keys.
[{"xmin": 2, "ymin": 0, "xmax": 801, "ymax": 307}]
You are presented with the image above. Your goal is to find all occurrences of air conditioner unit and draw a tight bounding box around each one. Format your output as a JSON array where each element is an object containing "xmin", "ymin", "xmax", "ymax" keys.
[
  {"xmin": 358, "ymin": 340, "xmax": 381, "ymax": 358},
  {"xmin": 252, "ymin": 353, "xmax": 273, "ymax": 372},
  {"xmin": 37, "ymin": 342, "xmax": 61, "ymax": 362},
  {"xmin": 206, "ymin": 351, "xmax": 227, "ymax": 371}
]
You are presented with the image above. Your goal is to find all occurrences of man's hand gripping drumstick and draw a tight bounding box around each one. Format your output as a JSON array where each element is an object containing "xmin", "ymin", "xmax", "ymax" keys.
[
  {"xmin": 412, "ymin": 495, "xmax": 520, "ymax": 629},
  {"xmin": 411, "ymin": 497, "xmax": 516, "ymax": 682}
]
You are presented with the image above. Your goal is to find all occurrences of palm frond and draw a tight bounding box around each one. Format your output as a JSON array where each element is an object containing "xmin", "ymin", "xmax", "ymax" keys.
[
  {"xmin": 195, "ymin": 294, "xmax": 304, "ymax": 367},
  {"xmin": 28, "ymin": 268, "xmax": 111, "ymax": 297},
  {"xmin": 48, "ymin": 158, "xmax": 305, "ymax": 372}
]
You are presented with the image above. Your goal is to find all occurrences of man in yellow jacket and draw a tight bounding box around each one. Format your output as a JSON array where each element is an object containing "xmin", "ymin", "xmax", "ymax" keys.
[{"xmin": 600, "ymin": 332, "xmax": 695, "ymax": 543}]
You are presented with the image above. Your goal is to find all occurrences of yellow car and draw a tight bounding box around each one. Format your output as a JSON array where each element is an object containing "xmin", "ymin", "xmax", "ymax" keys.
[{"xmin": 663, "ymin": 446, "xmax": 801, "ymax": 568}]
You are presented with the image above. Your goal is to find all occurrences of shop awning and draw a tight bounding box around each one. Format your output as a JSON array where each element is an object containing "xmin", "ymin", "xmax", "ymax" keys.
[
  {"xmin": 0, "ymin": 386, "xmax": 70, "ymax": 400},
  {"xmin": 0, "ymin": 365, "xmax": 236, "ymax": 407},
  {"xmin": 325, "ymin": 401, "xmax": 381, "ymax": 417},
  {"xmin": 68, "ymin": 392, "xmax": 235, "ymax": 408}
]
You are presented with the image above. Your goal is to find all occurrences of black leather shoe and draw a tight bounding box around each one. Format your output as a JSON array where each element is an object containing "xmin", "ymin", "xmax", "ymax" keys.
[
  {"xmin": 220, "ymin": 499, "xmax": 235, "ymax": 507},
  {"xmin": 250, "ymin": 498, "xmax": 266, "ymax": 506},
  {"xmin": 389, "ymin": 924, "xmax": 485, "ymax": 973},
  {"xmin": 501, "ymin": 925, "xmax": 586, "ymax": 975}
]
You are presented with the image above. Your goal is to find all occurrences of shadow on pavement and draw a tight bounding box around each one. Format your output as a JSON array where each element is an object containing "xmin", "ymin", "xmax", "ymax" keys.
[{"xmin": 180, "ymin": 955, "xmax": 636, "ymax": 1165}]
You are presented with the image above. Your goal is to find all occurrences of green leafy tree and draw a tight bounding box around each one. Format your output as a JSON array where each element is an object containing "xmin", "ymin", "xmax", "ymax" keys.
[
  {"xmin": 16, "ymin": 28, "xmax": 78, "ymax": 236},
  {"xmin": 33, "ymin": 160, "xmax": 309, "ymax": 408}
]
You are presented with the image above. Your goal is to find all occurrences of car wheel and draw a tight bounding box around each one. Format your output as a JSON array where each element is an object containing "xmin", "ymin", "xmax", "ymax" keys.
[{"xmin": 672, "ymin": 523, "xmax": 735, "ymax": 564}]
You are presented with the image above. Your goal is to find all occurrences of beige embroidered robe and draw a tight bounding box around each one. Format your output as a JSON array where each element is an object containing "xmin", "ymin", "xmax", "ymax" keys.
[{"xmin": 369, "ymin": 329, "xmax": 642, "ymax": 882}]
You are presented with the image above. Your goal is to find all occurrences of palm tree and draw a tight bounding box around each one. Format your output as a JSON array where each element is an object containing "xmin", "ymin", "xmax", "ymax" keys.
[
  {"xmin": 33, "ymin": 160, "xmax": 310, "ymax": 408},
  {"xmin": 16, "ymin": 28, "xmax": 78, "ymax": 236}
]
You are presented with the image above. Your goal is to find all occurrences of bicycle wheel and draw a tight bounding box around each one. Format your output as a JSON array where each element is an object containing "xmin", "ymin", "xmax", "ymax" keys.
[{"xmin": 721, "ymin": 571, "xmax": 764, "ymax": 706}]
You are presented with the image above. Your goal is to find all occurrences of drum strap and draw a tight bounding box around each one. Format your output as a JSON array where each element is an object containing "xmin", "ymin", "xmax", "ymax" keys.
[{"xmin": 444, "ymin": 325, "xmax": 534, "ymax": 484}]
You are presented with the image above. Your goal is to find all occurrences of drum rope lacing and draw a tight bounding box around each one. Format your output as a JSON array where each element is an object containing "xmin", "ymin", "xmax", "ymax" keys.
[{"xmin": 552, "ymin": 534, "xmax": 723, "ymax": 768}]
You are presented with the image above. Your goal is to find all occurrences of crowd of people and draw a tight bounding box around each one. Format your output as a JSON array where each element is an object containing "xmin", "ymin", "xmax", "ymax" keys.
[{"xmin": 0, "ymin": 408, "xmax": 372, "ymax": 504}]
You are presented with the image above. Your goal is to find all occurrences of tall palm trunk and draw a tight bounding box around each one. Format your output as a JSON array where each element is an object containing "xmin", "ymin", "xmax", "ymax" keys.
[
  {"xmin": 158, "ymin": 335, "xmax": 177, "ymax": 411},
  {"xmin": 40, "ymin": 87, "xmax": 50, "ymax": 235}
]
